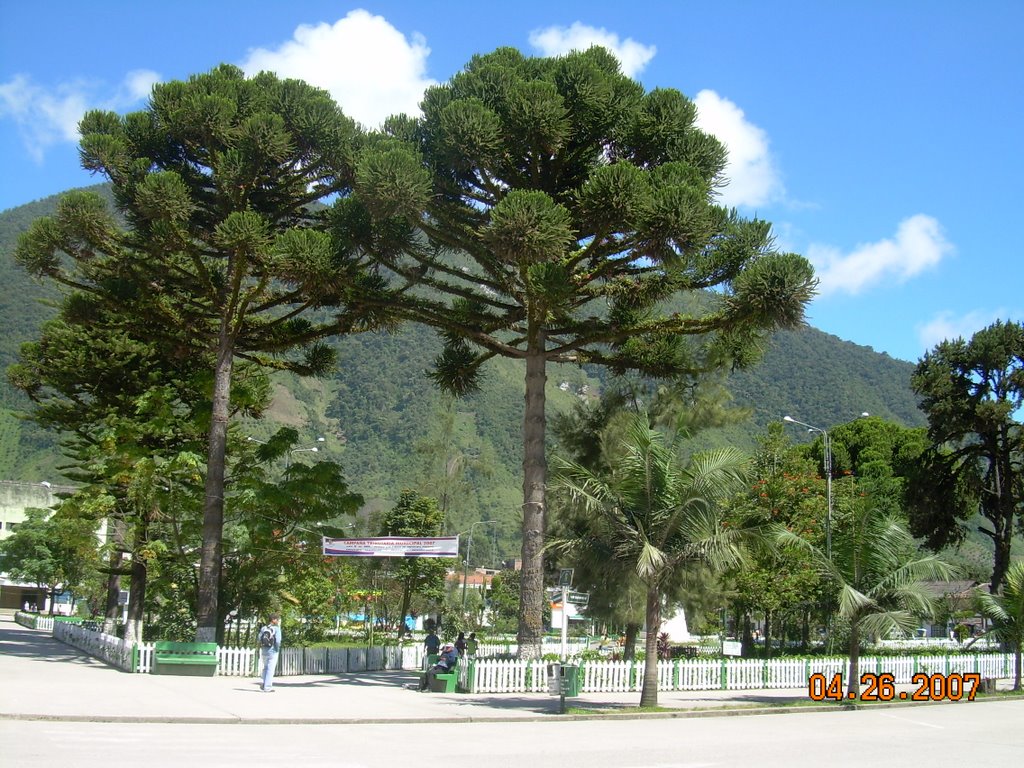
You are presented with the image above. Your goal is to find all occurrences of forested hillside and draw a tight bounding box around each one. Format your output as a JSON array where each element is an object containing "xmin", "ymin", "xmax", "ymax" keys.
[{"xmin": 0, "ymin": 188, "xmax": 926, "ymax": 562}]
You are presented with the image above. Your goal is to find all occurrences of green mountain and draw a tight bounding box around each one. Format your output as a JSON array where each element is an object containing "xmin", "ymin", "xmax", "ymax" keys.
[{"xmin": 0, "ymin": 188, "xmax": 927, "ymax": 562}]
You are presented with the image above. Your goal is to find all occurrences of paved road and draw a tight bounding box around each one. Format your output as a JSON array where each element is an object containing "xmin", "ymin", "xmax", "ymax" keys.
[{"xmin": 4, "ymin": 701, "xmax": 1024, "ymax": 767}]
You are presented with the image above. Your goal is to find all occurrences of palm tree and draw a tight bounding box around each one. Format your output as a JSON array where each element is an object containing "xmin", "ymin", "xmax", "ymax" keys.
[
  {"xmin": 975, "ymin": 561, "xmax": 1024, "ymax": 690},
  {"xmin": 551, "ymin": 413, "xmax": 751, "ymax": 707},
  {"xmin": 780, "ymin": 488, "xmax": 955, "ymax": 699}
]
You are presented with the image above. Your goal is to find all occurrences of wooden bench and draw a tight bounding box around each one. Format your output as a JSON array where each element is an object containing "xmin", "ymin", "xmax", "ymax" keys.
[{"xmin": 152, "ymin": 641, "xmax": 219, "ymax": 676}]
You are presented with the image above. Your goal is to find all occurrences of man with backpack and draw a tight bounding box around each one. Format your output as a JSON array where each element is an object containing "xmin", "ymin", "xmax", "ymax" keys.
[{"xmin": 258, "ymin": 613, "xmax": 282, "ymax": 692}]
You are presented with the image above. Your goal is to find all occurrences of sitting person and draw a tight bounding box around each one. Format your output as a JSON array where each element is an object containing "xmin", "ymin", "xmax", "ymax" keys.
[{"xmin": 418, "ymin": 642, "xmax": 459, "ymax": 691}]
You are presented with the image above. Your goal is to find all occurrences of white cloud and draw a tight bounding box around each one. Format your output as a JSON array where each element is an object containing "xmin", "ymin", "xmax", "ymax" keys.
[
  {"xmin": 693, "ymin": 90, "xmax": 782, "ymax": 208},
  {"xmin": 240, "ymin": 10, "xmax": 435, "ymax": 129},
  {"xmin": 917, "ymin": 308, "xmax": 1019, "ymax": 352},
  {"xmin": 528, "ymin": 22, "xmax": 656, "ymax": 78},
  {"xmin": 121, "ymin": 69, "xmax": 161, "ymax": 102},
  {"xmin": 808, "ymin": 214, "xmax": 953, "ymax": 297},
  {"xmin": 0, "ymin": 70, "xmax": 159, "ymax": 162}
]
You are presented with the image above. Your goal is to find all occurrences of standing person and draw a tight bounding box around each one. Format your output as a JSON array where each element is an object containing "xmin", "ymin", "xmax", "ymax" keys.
[
  {"xmin": 418, "ymin": 642, "xmax": 459, "ymax": 692},
  {"xmin": 454, "ymin": 631, "xmax": 467, "ymax": 655},
  {"xmin": 466, "ymin": 632, "xmax": 479, "ymax": 657},
  {"xmin": 423, "ymin": 626, "xmax": 440, "ymax": 664},
  {"xmin": 258, "ymin": 613, "xmax": 282, "ymax": 693}
]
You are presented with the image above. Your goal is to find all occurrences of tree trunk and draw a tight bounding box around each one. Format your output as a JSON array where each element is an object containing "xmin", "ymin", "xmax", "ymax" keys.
[
  {"xmin": 640, "ymin": 583, "xmax": 662, "ymax": 707},
  {"xmin": 764, "ymin": 609, "xmax": 773, "ymax": 659},
  {"xmin": 741, "ymin": 612, "xmax": 753, "ymax": 656},
  {"xmin": 196, "ymin": 319, "xmax": 234, "ymax": 643},
  {"xmin": 123, "ymin": 503, "xmax": 153, "ymax": 646},
  {"xmin": 103, "ymin": 517, "xmax": 127, "ymax": 633},
  {"xmin": 846, "ymin": 618, "xmax": 861, "ymax": 699},
  {"xmin": 623, "ymin": 622, "xmax": 640, "ymax": 660},
  {"xmin": 398, "ymin": 581, "xmax": 413, "ymax": 640},
  {"xmin": 1014, "ymin": 642, "xmax": 1021, "ymax": 692},
  {"xmin": 988, "ymin": 511, "xmax": 1013, "ymax": 594},
  {"xmin": 516, "ymin": 336, "xmax": 546, "ymax": 659}
]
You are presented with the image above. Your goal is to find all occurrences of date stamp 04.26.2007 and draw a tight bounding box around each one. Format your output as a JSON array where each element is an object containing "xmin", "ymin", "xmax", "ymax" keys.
[{"xmin": 808, "ymin": 672, "xmax": 982, "ymax": 702}]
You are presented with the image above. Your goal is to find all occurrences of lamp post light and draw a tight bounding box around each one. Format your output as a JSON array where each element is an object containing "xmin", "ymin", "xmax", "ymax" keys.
[
  {"xmin": 461, "ymin": 520, "xmax": 497, "ymax": 613},
  {"xmin": 783, "ymin": 413, "xmax": 868, "ymax": 653},
  {"xmin": 783, "ymin": 416, "xmax": 834, "ymax": 560},
  {"xmin": 782, "ymin": 414, "xmax": 869, "ymax": 560},
  {"xmin": 782, "ymin": 417, "xmax": 831, "ymax": 561},
  {"xmin": 287, "ymin": 436, "xmax": 326, "ymax": 468}
]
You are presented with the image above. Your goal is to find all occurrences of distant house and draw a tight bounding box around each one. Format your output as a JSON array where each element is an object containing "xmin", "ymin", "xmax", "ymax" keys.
[
  {"xmin": 917, "ymin": 580, "xmax": 988, "ymax": 638},
  {"xmin": 0, "ymin": 480, "xmax": 75, "ymax": 611}
]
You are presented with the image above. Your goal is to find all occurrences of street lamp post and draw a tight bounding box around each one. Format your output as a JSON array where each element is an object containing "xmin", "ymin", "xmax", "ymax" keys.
[
  {"xmin": 783, "ymin": 416, "xmax": 832, "ymax": 560},
  {"xmin": 782, "ymin": 414, "xmax": 868, "ymax": 560},
  {"xmin": 784, "ymin": 413, "xmax": 868, "ymax": 653},
  {"xmin": 461, "ymin": 520, "xmax": 497, "ymax": 613}
]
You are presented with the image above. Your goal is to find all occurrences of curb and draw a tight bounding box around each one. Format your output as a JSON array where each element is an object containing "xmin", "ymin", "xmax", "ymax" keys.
[{"xmin": 4, "ymin": 695, "xmax": 1003, "ymax": 725}]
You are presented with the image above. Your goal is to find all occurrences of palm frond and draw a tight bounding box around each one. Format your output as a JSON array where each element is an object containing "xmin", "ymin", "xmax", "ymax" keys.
[
  {"xmin": 838, "ymin": 583, "xmax": 875, "ymax": 620},
  {"xmin": 858, "ymin": 609, "xmax": 919, "ymax": 639},
  {"xmin": 636, "ymin": 541, "xmax": 666, "ymax": 581}
]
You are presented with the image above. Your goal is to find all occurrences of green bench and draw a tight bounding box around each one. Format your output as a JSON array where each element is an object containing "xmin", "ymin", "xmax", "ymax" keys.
[
  {"xmin": 152, "ymin": 641, "xmax": 219, "ymax": 676},
  {"xmin": 417, "ymin": 660, "xmax": 461, "ymax": 693}
]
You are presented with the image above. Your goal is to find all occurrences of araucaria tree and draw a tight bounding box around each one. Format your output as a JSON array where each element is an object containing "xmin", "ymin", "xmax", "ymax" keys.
[
  {"xmin": 15, "ymin": 65, "xmax": 370, "ymax": 641},
  {"xmin": 906, "ymin": 320, "xmax": 1024, "ymax": 593},
  {"xmin": 346, "ymin": 47, "xmax": 816, "ymax": 656}
]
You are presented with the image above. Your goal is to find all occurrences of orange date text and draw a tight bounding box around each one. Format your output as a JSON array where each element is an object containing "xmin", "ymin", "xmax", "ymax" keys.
[{"xmin": 807, "ymin": 672, "xmax": 980, "ymax": 702}]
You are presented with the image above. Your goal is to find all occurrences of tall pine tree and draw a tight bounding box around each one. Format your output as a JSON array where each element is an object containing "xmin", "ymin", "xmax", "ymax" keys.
[
  {"xmin": 343, "ymin": 47, "xmax": 816, "ymax": 656},
  {"xmin": 15, "ymin": 65, "xmax": 377, "ymax": 641}
]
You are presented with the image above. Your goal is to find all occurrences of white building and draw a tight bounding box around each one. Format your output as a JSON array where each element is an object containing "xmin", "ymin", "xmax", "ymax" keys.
[{"xmin": 0, "ymin": 480, "xmax": 75, "ymax": 611}]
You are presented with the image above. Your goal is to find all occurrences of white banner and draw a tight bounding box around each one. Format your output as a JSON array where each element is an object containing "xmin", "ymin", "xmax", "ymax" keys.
[{"xmin": 322, "ymin": 536, "xmax": 459, "ymax": 558}]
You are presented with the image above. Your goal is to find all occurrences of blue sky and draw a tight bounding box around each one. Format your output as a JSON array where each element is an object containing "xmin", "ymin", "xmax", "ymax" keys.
[{"xmin": 1, "ymin": 1, "xmax": 1020, "ymax": 364}]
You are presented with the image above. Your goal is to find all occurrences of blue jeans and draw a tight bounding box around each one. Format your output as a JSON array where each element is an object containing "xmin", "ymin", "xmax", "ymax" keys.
[{"xmin": 260, "ymin": 648, "xmax": 279, "ymax": 691}]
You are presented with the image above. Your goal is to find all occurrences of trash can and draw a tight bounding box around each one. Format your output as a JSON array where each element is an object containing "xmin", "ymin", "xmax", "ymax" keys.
[
  {"xmin": 547, "ymin": 663, "xmax": 581, "ymax": 697},
  {"xmin": 560, "ymin": 664, "xmax": 581, "ymax": 696}
]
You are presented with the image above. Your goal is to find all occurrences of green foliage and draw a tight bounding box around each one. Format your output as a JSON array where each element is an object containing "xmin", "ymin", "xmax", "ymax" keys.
[
  {"xmin": 373, "ymin": 490, "xmax": 452, "ymax": 635},
  {"xmin": 10, "ymin": 64, "xmax": 382, "ymax": 640},
  {"xmin": 726, "ymin": 426, "xmax": 829, "ymax": 655},
  {"xmin": 0, "ymin": 507, "xmax": 99, "ymax": 601},
  {"xmin": 551, "ymin": 412, "xmax": 754, "ymax": 705},
  {"xmin": 778, "ymin": 483, "xmax": 956, "ymax": 698},
  {"xmin": 975, "ymin": 561, "xmax": 1024, "ymax": 690},
  {"xmin": 906, "ymin": 320, "xmax": 1024, "ymax": 593},
  {"xmin": 2, "ymin": 191, "xmax": 927, "ymax": 533},
  {"xmin": 350, "ymin": 46, "xmax": 816, "ymax": 654},
  {"xmin": 487, "ymin": 568, "xmax": 522, "ymax": 634}
]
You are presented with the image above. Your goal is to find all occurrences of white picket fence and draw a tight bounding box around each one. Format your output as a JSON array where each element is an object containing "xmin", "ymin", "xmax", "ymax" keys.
[
  {"xmin": 466, "ymin": 653, "xmax": 1016, "ymax": 693},
  {"xmin": 30, "ymin": 617, "xmax": 1015, "ymax": 692}
]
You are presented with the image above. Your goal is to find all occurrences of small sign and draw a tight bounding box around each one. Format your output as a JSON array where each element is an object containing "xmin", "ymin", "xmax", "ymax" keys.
[
  {"xmin": 546, "ymin": 663, "xmax": 561, "ymax": 694},
  {"xmin": 565, "ymin": 590, "xmax": 589, "ymax": 605},
  {"xmin": 558, "ymin": 568, "xmax": 574, "ymax": 587},
  {"xmin": 722, "ymin": 640, "xmax": 742, "ymax": 657}
]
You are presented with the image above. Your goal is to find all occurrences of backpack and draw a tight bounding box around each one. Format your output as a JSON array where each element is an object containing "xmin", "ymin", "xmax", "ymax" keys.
[{"xmin": 259, "ymin": 625, "xmax": 276, "ymax": 649}]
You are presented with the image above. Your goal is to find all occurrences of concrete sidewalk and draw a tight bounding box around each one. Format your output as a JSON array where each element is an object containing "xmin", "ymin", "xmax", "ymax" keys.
[{"xmin": 0, "ymin": 615, "xmax": 970, "ymax": 724}]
